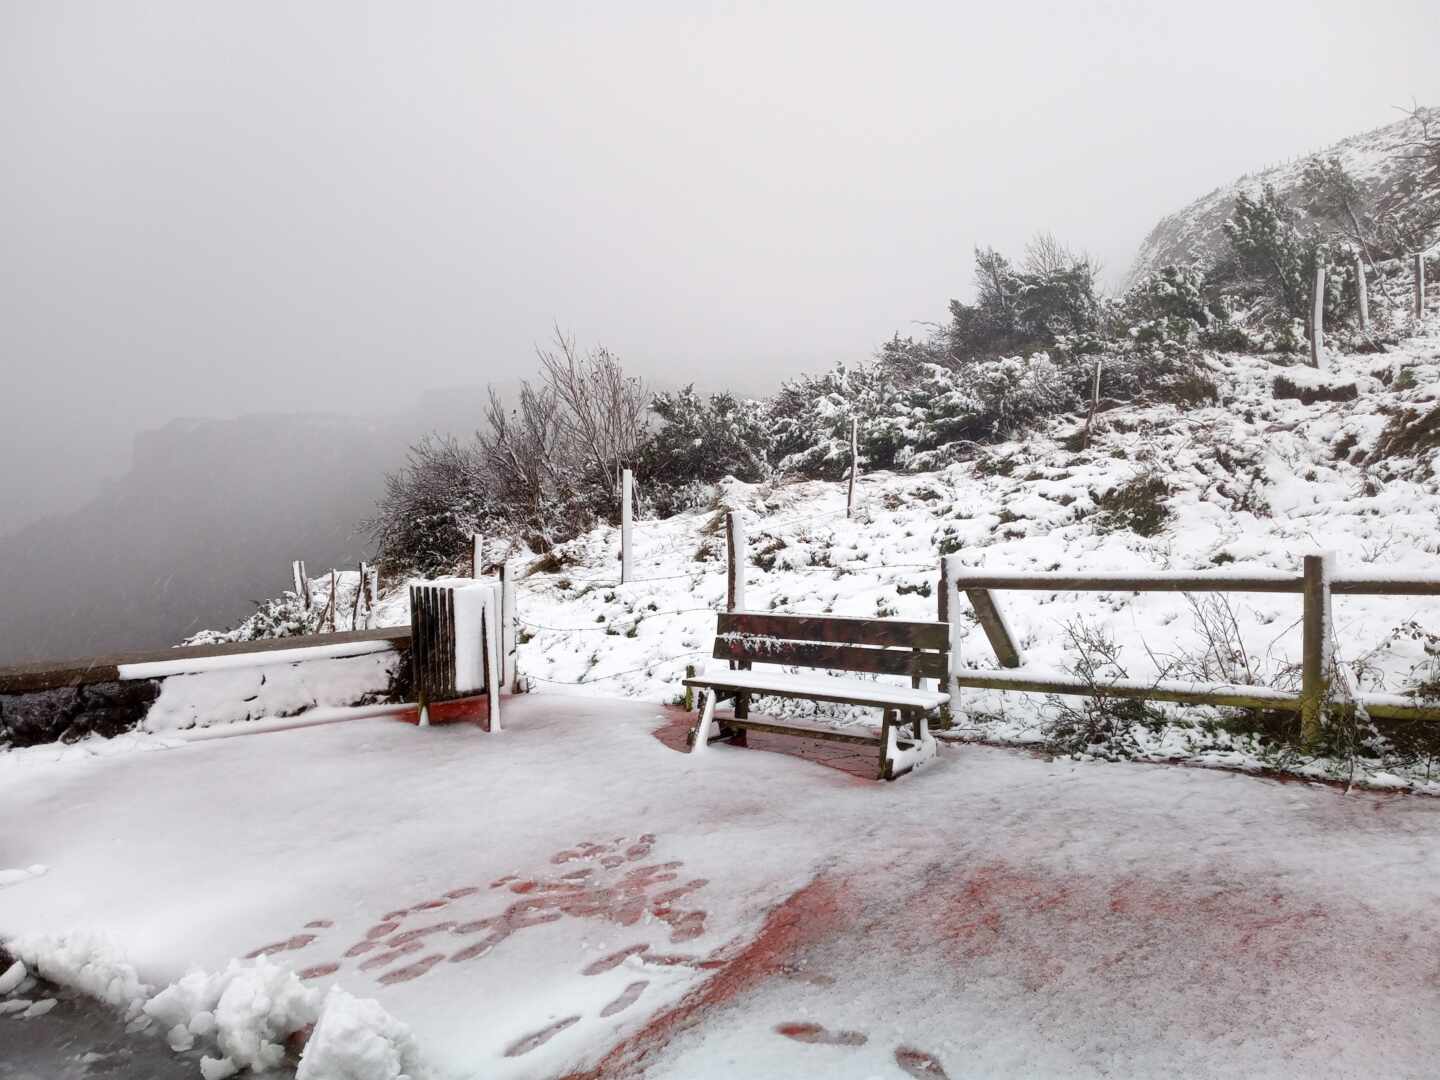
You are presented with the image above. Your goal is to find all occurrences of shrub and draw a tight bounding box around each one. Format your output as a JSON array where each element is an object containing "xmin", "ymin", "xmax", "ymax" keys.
[
  {"xmin": 365, "ymin": 434, "xmax": 506, "ymax": 576},
  {"xmin": 1094, "ymin": 473, "xmax": 1172, "ymax": 536},
  {"xmin": 634, "ymin": 387, "xmax": 770, "ymax": 512}
]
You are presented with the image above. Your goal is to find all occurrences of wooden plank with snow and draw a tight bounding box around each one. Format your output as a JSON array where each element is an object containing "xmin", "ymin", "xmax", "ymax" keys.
[{"xmin": 684, "ymin": 612, "xmax": 947, "ymax": 781}]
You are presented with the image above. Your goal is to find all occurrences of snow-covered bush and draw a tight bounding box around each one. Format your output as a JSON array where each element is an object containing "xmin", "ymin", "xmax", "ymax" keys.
[
  {"xmin": 184, "ymin": 592, "xmax": 323, "ymax": 646},
  {"xmin": 364, "ymin": 434, "xmax": 507, "ymax": 576},
  {"xmin": 635, "ymin": 387, "xmax": 770, "ymax": 513}
]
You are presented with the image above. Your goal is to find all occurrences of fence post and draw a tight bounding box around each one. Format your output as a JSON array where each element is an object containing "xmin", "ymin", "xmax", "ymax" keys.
[
  {"xmin": 1300, "ymin": 553, "xmax": 1332, "ymax": 746},
  {"xmin": 941, "ymin": 555, "xmax": 961, "ymax": 720},
  {"xmin": 684, "ymin": 664, "xmax": 696, "ymax": 712},
  {"xmin": 936, "ymin": 555, "xmax": 955, "ymax": 730},
  {"xmin": 326, "ymin": 569, "xmax": 337, "ymax": 632},
  {"xmin": 1309, "ymin": 266, "xmax": 1325, "ymax": 369},
  {"xmin": 621, "ymin": 468, "xmax": 633, "ymax": 584},
  {"xmin": 1083, "ymin": 359, "xmax": 1103, "ymax": 448},
  {"xmin": 1417, "ymin": 253, "xmax": 1428, "ymax": 320},
  {"xmin": 726, "ymin": 511, "xmax": 747, "ymax": 613},
  {"xmin": 292, "ymin": 560, "xmax": 311, "ymax": 607},
  {"xmin": 1355, "ymin": 250, "xmax": 1369, "ymax": 334},
  {"xmin": 471, "ymin": 534, "xmax": 484, "ymax": 580},
  {"xmin": 499, "ymin": 561, "xmax": 517, "ymax": 691},
  {"xmin": 726, "ymin": 510, "xmax": 749, "ymax": 718},
  {"xmin": 351, "ymin": 562, "xmax": 364, "ymax": 630},
  {"xmin": 846, "ymin": 418, "xmax": 859, "ymax": 518}
]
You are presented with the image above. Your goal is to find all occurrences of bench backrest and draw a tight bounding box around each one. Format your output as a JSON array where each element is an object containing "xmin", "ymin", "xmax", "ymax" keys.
[{"xmin": 714, "ymin": 612, "xmax": 950, "ymax": 681}]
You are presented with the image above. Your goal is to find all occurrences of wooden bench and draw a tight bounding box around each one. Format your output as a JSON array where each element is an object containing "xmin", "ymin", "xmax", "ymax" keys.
[{"xmin": 683, "ymin": 612, "xmax": 950, "ymax": 780}]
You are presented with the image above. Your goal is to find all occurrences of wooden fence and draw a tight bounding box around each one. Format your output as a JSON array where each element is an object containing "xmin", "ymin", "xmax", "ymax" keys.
[{"xmin": 939, "ymin": 554, "xmax": 1440, "ymax": 741}]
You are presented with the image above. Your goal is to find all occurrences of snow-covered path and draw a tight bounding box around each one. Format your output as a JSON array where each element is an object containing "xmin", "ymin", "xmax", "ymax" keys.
[{"xmin": 3, "ymin": 697, "xmax": 1440, "ymax": 1079}]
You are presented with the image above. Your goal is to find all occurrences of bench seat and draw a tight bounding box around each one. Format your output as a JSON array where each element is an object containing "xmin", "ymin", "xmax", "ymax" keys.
[
  {"xmin": 683, "ymin": 669, "xmax": 948, "ymax": 711},
  {"xmin": 685, "ymin": 611, "xmax": 951, "ymax": 781}
]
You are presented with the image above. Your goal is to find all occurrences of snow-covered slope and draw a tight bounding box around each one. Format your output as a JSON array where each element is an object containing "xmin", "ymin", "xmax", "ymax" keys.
[
  {"xmin": 1126, "ymin": 108, "xmax": 1434, "ymax": 286},
  {"xmin": 303, "ymin": 318, "xmax": 1440, "ymax": 790}
]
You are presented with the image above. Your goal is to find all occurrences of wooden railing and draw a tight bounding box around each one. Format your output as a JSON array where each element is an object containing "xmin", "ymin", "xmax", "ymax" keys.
[{"xmin": 939, "ymin": 555, "xmax": 1440, "ymax": 739}]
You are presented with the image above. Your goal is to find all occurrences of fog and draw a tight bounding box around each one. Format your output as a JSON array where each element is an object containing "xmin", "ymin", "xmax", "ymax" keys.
[{"xmin": 2, "ymin": 1, "xmax": 1438, "ymax": 660}]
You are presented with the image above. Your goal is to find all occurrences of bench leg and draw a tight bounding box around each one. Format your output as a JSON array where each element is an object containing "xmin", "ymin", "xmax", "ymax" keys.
[
  {"xmin": 879, "ymin": 708, "xmax": 895, "ymax": 781},
  {"xmin": 688, "ymin": 691, "xmax": 716, "ymax": 755}
]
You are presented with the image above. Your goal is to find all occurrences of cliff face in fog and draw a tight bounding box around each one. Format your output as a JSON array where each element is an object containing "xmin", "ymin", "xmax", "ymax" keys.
[{"xmin": 0, "ymin": 412, "xmax": 419, "ymax": 664}]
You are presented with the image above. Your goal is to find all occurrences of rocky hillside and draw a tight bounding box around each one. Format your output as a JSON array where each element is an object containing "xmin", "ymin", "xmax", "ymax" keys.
[{"xmin": 1127, "ymin": 107, "xmax": 1435, "ymax": 286}]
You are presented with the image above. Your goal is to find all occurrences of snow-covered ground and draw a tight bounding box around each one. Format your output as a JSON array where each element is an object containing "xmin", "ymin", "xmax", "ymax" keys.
[
  {"xmin": 330, "ymin": 320, "xmax": 1440, "ymax": 791},
  {"xmin": 4, "ymin": 696, "xmax": 1440, "ymax": 1078}
]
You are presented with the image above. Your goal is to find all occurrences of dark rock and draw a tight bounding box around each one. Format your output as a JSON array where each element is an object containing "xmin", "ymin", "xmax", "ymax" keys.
[
  {"xmin": 1, "ymin": 687, "xmax": 81, "ymax": 747},
  {"xmin": 79, "ymin": 679, "xmax": 161, "ymax": 712}
]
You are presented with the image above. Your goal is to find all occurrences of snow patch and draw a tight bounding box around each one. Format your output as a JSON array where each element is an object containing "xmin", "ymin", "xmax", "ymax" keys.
[{"xmin": 0, "ymin": 864, "xmax": 47, "ymax": 889}]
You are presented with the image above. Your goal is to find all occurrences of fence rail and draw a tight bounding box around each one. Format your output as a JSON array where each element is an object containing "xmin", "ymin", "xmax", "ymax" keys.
[{"xmin": 942, "ymin": 555, "xmax": 1440, "ymax": 741}]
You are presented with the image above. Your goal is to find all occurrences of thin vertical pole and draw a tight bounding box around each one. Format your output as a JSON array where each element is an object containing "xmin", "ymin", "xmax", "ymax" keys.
[
  {"xmin": 1309, "ymin": 266, "xmax": 1325, "ymax": 369},
  {"xmin": 1417, "ymin": 253, "xmax": 1428, "ymax": 320},
  {"xmin": 1300, "ymin": 553, "xmax": 1332, "ymax": 746},
  {"xmin": 499, "ymin": 561, "xmax": 516, "ymax": 691},
  {"xmin": 726, "ymin": 510, "xmax": 749, "ymax": 718},
  {"xmin": 472, "ymin": 534, "xmax": 484, "ymax": 579},
  {"xmin": 1083, "ymin": 359, "xmax": 1103, "ymax": 448},
  {"xmin": 621, "ymin": 468, "xmax": 633, "ymax": 584},
  {"xmin": 846, "ymin": 418, "xmax": 859, "ymax": 518},
  {"xmin": 1355, "ymin": 251, "xmax": 1369, "ymax": 333},
  {"xmin": 726, "ymin": 511, "xmax": 747, "ymax": 613},
  {"xmin": 326, "ymin": 569, "xmax": 337, "ymax": 632},
  {"xmin": 936, "ymin": 555, "xmax": 954, "ymax": 730},
  {"xmin": 941, "ymin": 554, "xmax": 961, "ymax": 723}
]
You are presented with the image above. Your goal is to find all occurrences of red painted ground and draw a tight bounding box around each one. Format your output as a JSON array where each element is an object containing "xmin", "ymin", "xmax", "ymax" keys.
[{"xmin": 652, "ymin": 706, "xmax": 880, "ymax": 781}]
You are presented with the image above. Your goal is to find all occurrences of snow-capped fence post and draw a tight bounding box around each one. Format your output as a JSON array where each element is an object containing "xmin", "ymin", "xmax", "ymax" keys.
[
  {"xmin": 846, "ymin": 418, "xmax": 859, "ymax": 518},
  {"xmin": 726, "ymin": 511, "xmax": 749, "ymax": 717},
  {"xmin": 325, "ymin": 570, "xmax": 338, "ymax": 632},
  {"xmin": 1416, "ymin": 253, "xmax": 1428, "ymax": 320},
  {"xmin": 351, "ymin": 562, "xmax": 364, "ymax": 629},
  {"xmin": 621, "ymin": 468, "xmax": 633, "ymax": 584},
  {"xmin": 471, "ymin": 534, "xmax": 484, "ymax": 580},
  {"xmin": 499, "ymin": 561, "xmax": 517, "ymax": 691},
  {"xmin": 1083, "ymin": 359, "xmax": 1103, "ymax": 448},
  {"xmin": 938, "ymin": 555, "xmax": 958, "ymax": 730},
  {"xmin": 1300, "ymin": 553, "xmax": 1333, "ymax": 745},
  {"xmin": 1309, "ymin": 266, "xmax": 1325, "ymax": 369},
  {"xmin": 291, "ymin": 560, "xmax": 311, "ymax": 607},
  {"xmin": 1355, "ymin": 250, "xmax": 1369, "ymax": 333},
  {"xmin": 726, "ymin": 511, "xmax": 747, "ymax": 613}
]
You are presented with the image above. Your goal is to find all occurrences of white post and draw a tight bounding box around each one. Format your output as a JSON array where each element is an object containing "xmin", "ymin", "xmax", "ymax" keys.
[
  {"xmin": 1417, "ymin": 253, "xmax": 1428, "ymax": 320},
  {"xmin": 941, "ymin": 554, "xmax": 961, "ymax": 708},
  {"xmin": 1355, "ymin": 250, "xmax": 1369, "ymax": 333},
  {"xmin": 1310, "ymin": 266, "xmax": 1325, "ymax": 369},
  {"xmin": 499, "ymin": 561, "xmax": 517, "ymax": 691},
  {"xmin": 471, "ymin": 534, "xmax": 484, "ymax": 580},
  {"xmin": 292, "ymin": 560, "xmax": 310, "ymax": 606},
  {"xmin": 846, "ymin": 418, "xmax": 859, "ymax": 518},
  {"xmin": 726, "ymin": 511, "xmax": 747, "ymax": 613},
  {"xmin": 485, "ymin": 589, "xmax": 502, "ymax": 733},
  {"xmin": 621, "ymin": 468, "xmax": 633, "ymax": 584}
]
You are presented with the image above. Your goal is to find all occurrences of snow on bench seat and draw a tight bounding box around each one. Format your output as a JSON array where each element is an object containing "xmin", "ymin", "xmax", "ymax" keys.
[{"xmin": 683, "ymin": 668, "xmax": 948, "ymax": 711}]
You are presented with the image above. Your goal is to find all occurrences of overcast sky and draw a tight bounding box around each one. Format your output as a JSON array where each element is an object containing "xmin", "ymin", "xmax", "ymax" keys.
[{"xmin": 3, "ymin": 0, "xmax": 1438, "ymax": 534}]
